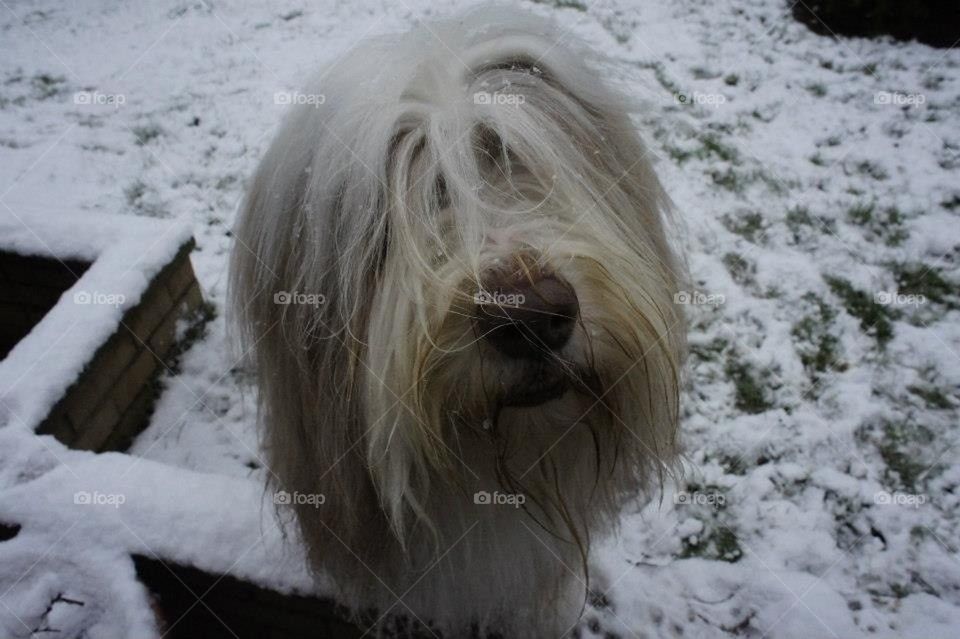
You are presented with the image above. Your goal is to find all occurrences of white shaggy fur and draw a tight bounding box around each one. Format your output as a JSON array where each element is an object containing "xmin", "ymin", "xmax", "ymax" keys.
[{"xmin": 230, "ymin": 6, "xmax": 686, "ymax": 636}]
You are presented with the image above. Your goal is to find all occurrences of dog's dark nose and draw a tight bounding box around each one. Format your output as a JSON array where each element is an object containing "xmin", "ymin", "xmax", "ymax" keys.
[{"xmin": 474, "ymin": 273, "xmax": 579, "ymax": 358}]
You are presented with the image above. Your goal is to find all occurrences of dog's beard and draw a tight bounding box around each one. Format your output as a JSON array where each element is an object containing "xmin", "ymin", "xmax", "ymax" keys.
[{"xmin": 362, "ymin": 217, "xmax": 684, "ymax": 561}]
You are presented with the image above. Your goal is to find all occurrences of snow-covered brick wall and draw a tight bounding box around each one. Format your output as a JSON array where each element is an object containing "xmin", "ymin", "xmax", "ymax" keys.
[
  {"xmin": 0, "ymin": 209, "xmax": 195, "ymax": 435},
  {"xmin": 36, "ymin": 241, "xmax": 204, "ymax": 451}
]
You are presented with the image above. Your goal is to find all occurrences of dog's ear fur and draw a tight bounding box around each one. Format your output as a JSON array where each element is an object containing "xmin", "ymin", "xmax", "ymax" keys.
[{"xmin": 228, "ymin": 93, "xmax": 390, "ymax": 566}]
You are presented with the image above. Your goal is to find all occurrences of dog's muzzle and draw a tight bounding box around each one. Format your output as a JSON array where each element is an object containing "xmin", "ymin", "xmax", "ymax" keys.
[
  {"xmin": 473, "ymin": 266, "xmax": 580, "ymax": 407},
  {"xmin": 474, "ymin": 271, "xmax": 578, "ymax": 357}
]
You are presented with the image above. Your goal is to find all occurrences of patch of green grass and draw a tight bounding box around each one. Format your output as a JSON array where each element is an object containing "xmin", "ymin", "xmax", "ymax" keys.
[
  {"xmin": 124, "ymin": 180, "xmax": 147, "ymax": 205},
  {"xmin": 875, "ymin": 420, "xmax": 935, "ymax": 492},
  {"xmin": 786, "ymin": 206, "xmax": 811, "ymax": 228},
  {"xmin": 847, "ymin": 203, "xmax": 908, "ymax": 246},
  {"xmin": 635, "ymin": 61, "xmax": 683, "ymax": 96},
  {"xmin": 799, "ymin": 329, "xmax": 843, "ymax": 376},
  {"xmin": 825, "ymin": 276, "xmax": 895, "ymax": 346},
  {"xmin": 907, "ymin": 385, "xmax": 954, "ymax": 410},
  {"xmin": 786, "ymin": 205, "xmax": 836, "ymax": 244},
  {"xmin": 715, "ymin": 454, "xmax": 747, "ymax": 476},
  {"xmin": 806, "ymin": 82, "xmax": 828, "ymax": 97},
  {"xmin": 680, "ymin": 525, "xmax": 743, "ymax": 562},
  {"xmin": 722, "ymin": 211, "xmax": 766, "ymax": 243},
  {"xmin": 722, "ymin": 252, "xmax": 754, "ymax": 286},
  {"xmin": 530, "ymin": 0, "xmax": 587, "ymax": 10},
  {"xmin": 132, "ymin": 124, "xmax": 163, "ymax": 146},
  {"xmin": 165, "ymin": 300, "xmax": 217, "ymax": 375},
  {"xmin": 792, "ymin": 292, "xmax": 848, "ymax": 380},
  {"xmin": 215, "ymin": 174, "xmax": 238, "ymax": 191},
  {"xmin": 711, "ymin": 168, "xmax": 745, "ymax": 192},
  {"xmin": 923, "ymin": 74, "xmax": 944, "ymax": 90},
  {"xmin": 750, "ymin": 108, "xmax": 775, "ymax": 123},
  {"xmin": 123, "ymin": 179, "xmax": 167, "ymax": 218},
  {"xmin": 663, "ymin": 144, "xmax": 693, "ymax": 164},
  {"xmin": 31, "ymin": 73, "xmax": 66, "ymax": 99},
  {"xmin": 847, "ymin": 202, "xmax": 875, "ymax": 225},
  {"xmin": 879, "ymin": 210, "xmax": 908, "ymax": 246},
  {"xmin": 700, "ymin": 134, "xmax": 738, "ymax": 162},
  {"xmin": 724, "ymin": 74, "xmax": 740, "ymax": 86},
  {"xmin": 894, "ymin": 264, "xmax": 957, "ymax": 309},
  {"xmin": 689, "ymin": 337, "xmax": 729, "ymax": 363},
  {"xmin": 691, "ymin": 66, "xmax": 720, "ymax": 80},
  {"xmin": 676, "ymin": 484, "xmax": 742, "ymax": 562},
  {"xmin": 725, "ymin": 356, "xmax": 774, "ymax": 414},
  {"xmin": 757, "ymin": 171, "xmax": 790, "ymax": 195},
  {"xmin": 891, "ymin": 583, "xmax": 913, "ymax": 599},
  {"xmin": 664, "ymin": 133, "xmax": 738, "ymax": 165},
  {"xmin": 852, "ymin": 160, "xmax": 889, "ymax": 181},
  {"xmin": 712, "ymin": 528, "xmax": 743, "ymax": 561}
]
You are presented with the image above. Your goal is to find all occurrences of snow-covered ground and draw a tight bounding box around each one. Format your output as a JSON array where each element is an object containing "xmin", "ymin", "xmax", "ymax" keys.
[{"xmin": 1, "ymin": 0, "xmax": 958, "ymax": 637}]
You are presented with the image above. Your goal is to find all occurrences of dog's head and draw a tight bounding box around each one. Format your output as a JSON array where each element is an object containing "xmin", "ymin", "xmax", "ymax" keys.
[{"xmin": 231, "ymin": 8, "xmax": 686, "ymax": 554}]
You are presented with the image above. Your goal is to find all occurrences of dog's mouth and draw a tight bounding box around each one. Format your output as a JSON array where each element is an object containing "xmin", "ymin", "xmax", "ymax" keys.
[
  {"xmin": 499, "ymin": 362, "xmax": 591, "ymax": 408},
  {"xmin": 502, "ymin": 374, "xmax": 568, "ymax": 407}
]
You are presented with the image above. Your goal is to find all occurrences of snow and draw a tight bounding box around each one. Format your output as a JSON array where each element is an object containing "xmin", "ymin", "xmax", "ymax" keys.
[
  {"xmin": 1, "ymin": 0, "xmax": 959, "ymax": 637},
  {"xmin": 0, "ymin": 431, "xmax": 318, "ymax": 595},
  {"xmin": 0, "ymin": 428, "xmax": 320, "ymax": 638}
]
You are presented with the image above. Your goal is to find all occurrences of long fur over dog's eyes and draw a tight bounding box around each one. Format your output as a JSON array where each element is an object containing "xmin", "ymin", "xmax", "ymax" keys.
[{"xmin": 229, "ymin": 6, "xmax": 686, "ymax": 635}]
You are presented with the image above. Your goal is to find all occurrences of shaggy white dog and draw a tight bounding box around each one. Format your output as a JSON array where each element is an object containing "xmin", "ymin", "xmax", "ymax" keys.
[{"xmin": 230, "ymin": 6, "xmax": 686, "ymax": 636}]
